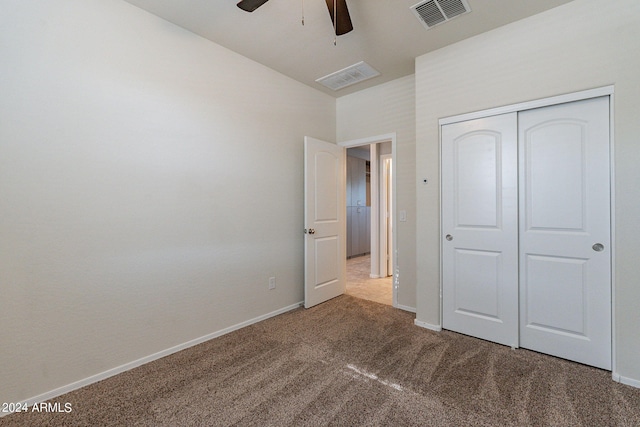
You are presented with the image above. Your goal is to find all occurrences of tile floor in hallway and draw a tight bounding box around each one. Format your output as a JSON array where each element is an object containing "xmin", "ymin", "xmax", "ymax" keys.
[{"xmin": 346, "ymin": 254, "xmax": 393, "ymax": 306}]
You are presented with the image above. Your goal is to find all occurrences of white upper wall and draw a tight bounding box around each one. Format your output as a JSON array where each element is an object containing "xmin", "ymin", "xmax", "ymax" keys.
[
  {"xmin": 0, "ymin": 0, "xmax": 335, "ymax": 403},
  {"xmin": 415, "ymin": 0, "xmax": 640, "ymax": 383},
  {"xmin": 337, "ymin": 75, "xmax": 416, "ymax": 310}
]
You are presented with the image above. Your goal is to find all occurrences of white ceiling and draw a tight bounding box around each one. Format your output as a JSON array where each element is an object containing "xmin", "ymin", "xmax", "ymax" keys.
[{"xmin": 123, "ymin": 0, "xmax": 574, "ymax": 97}]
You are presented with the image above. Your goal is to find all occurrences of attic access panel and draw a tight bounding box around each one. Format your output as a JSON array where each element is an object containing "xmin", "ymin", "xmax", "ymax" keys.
[{"xmin": 316, "ymin": 61, "xmax": 380, "ymax": 91}]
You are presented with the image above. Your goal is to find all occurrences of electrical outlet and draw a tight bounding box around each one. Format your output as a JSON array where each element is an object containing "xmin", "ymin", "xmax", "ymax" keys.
[{"xmin": 268, "ymin": 277, "xmax": 276, "ymax": 290}]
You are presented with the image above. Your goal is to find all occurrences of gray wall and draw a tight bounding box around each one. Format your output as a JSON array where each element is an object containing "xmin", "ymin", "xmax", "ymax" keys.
[{"xmin": 0, "ymin": 0, "xmax": 335, "ymax": 403}]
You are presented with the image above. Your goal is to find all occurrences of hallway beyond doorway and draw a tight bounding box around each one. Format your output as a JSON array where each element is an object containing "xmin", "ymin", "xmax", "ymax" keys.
[{"xmin": 346, "ymin": 255, "xmax": 392, "ymax": 306}]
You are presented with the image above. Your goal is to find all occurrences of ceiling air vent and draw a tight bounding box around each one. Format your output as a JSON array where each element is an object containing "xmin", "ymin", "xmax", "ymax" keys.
[
  {"xmin": 410, "ymin": 0, "xmax": 471, "ymax": 30},
  {"xmin": 316, "ymin": 61, "xmax": 380, "ymax": 91}
]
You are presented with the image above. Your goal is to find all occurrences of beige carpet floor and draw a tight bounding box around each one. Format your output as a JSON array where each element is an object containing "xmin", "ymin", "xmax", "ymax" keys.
[{"xmin": 2, "ymin": 295, "xmax": 640, "ymax": 426}]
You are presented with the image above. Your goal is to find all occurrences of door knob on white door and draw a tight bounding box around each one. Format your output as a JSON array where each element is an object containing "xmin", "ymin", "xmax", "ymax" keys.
[
  {"xmin": 592, "ymin": 243, "xmax": 604, "ymax": 252},
  {"xmin": 308, "ymin": 229, "xmax": 316, "ymax": 235},
  {"xmin": 445, "ymin": 234, "xmax": 453, "ymax": 241}
]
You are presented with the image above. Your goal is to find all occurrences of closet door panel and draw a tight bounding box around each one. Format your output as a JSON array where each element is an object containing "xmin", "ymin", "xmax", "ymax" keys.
[
  {"xmin": 346, "ymin": 206, "xmax": 353, "ymax": 257},
  {"xmin": 455, "ymin": 135, "xmax": 500, "ymax": 228},
  {"xmin": 441, "ymin": 113, "xmax": 519, "ymax": 347},
  {"xmin": 526, "ymin": 123, "xmax": 585, "ymax": 230},
  {"xmin": 365, "ymin": 207, "xmax": 371, "ymax": 254},
  {"xmin": 356, "ymin": 207, "xmax": 367, "ymax": 255},
  {"xmin": 350, "ymin": 207, "xmax": 360, "ymax": 257},
  {"xmin": 453, "ymin": 249, "xmax": 501, "ymax": 319},
  {"xmin": 523, "ymin": 254, "xmax": 588, "ymax": 335},
  {"xmin": 519, "ymin": 96, "xmax": 611, "ymax": 370}
]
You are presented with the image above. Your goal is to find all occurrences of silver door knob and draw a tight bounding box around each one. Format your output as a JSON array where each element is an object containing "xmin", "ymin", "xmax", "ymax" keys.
[
  {"xmin": 308, "ymin": 229, "xmax": 316, "ymax": 235},
  {"xmin": 445, "ymin": 234, "xmax": 453, "ymax": 241},
  {"xmin": 592, "ymin": 243, "xmax": 604, "ymax": 252}
]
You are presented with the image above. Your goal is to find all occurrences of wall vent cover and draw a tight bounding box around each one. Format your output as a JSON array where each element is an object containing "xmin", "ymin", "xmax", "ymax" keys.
[
  {"xmin": 410, "ymin": 0, "xmax": 471, "ymax": 29},
  {"xmin": 316, "ymin": 61, "xmax": 380, "ymax": 91}
]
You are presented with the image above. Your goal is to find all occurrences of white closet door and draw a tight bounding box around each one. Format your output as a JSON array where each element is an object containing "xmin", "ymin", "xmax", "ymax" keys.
[
  {"xmin": 518, "ymin": 97, "xmax": 611, "ymax": 370},
  {"xmin": 442, "ymin": 113, "xmax": 519, "ymax": 347}
]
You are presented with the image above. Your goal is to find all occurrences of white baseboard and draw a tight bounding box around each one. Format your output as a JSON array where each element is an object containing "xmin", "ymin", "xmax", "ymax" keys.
[
  {"xmin": 612, "ymin": 372, "xmax": 640, "ymax": 389},
  {"xmin": 395, "ymin": 304, "xmax": 416, "ymax": 313},
  {"xmin": 1, "ymin": 301, "xmax": 303, "ymax": 418},
  {"xmin": 414, "ymin": 319, "xmax": 442, "ymax": 332}
]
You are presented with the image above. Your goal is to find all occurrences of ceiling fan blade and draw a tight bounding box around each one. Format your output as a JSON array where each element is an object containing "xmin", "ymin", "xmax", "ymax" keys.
[
  {"xmin": 237, "ymin": 0, "xmax": 269, "ymax": 12},
  {"xmin": 325, "ymin": 0, "xmax": 353, "ymax": 35}
]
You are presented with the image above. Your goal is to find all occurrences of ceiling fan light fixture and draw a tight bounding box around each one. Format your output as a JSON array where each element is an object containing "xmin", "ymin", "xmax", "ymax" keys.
[
  {"xmin": 316, "ymin": 61, "xmax": 380, "ymax": 91},
  {"xmin": 237, "ymin": 0, "xmax": 269, "ymax": 13},
  {"xmin": 325, "ymin": 0, "xmax": 353, "ymax": 35}
]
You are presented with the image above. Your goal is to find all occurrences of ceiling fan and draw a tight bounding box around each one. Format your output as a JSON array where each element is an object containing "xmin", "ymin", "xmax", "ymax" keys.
[{"xmin": 236, "ymin": 0, "xmax": 353, "ymax": 36}]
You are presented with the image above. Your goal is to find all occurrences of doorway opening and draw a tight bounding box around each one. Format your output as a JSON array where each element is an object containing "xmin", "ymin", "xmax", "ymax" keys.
[{"xmin": 340, "ymin": 135, "xmax": 396, "ymax": 307}]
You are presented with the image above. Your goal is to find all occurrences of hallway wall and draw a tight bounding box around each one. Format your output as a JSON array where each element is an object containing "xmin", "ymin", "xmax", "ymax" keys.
[{"xmin": 337, "ymin": 76, "xmax": 416, "ymax": 310}]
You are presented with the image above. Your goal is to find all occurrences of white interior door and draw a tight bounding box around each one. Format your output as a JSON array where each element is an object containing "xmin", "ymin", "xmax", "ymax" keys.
[
  {"xmin": 519, "ymin": 97, "xmax": 611, "ymax": 370},
  {"xmin": 304, "ymin": 136, "xmax": 346, "ymax": 308},
  {"xmin": 441, "ymin": 113, "xmax": 519, "ymax": 347}
]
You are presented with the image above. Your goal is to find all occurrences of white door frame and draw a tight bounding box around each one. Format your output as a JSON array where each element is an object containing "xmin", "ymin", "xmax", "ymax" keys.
[
  {"xmin": 438, "ymin": 85, "xmax": 616, "ymax": 377},
  {"xmin": 339, "ymin": 133, "xmax": 398, "ymax": 308},
  {"xmin": 380, "ymin": 154, "xmax": 393, "ymax": 279}
]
